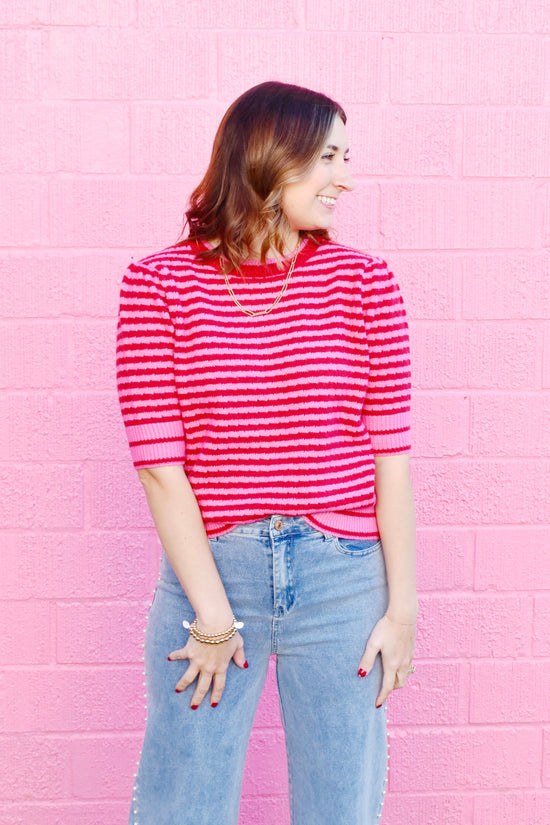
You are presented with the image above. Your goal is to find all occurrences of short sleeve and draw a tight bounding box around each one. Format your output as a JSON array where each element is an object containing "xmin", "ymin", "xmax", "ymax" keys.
[
  {"xmin": 116, "ymin": 261, "xmax": 186, "ymax": 469},
  {"xmin": 362, "ymin": 260, "xmax": 411, "ymax": 454}
]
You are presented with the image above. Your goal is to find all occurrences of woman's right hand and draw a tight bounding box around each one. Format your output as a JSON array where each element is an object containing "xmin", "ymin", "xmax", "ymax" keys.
[{"xmin": 168, "ymin": 631, "xmax": 247, "ymax": 708}]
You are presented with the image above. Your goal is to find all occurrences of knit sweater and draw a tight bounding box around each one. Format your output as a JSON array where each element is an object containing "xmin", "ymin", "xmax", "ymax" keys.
[{"xmin": 116, "ymin": 237, "xmax": 411, "ymax": 539}]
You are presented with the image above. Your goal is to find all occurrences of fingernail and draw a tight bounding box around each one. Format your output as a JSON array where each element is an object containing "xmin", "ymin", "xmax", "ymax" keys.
[
  {"xmin": 191, "ymin": 704, "xmax": 198, "ymax": 710},
  {"xmin": 167, "ymin": 656, "xmax": 172, "ymax": 661},
  {"xmin": 211, "ymin": 702, "xmax": 218, "ymax": 708},
  {"xmin": 175, "ymin": 687, "xmax": 182, "ymax": 693},
  {"xmin": 243, "ymin": 660, "xmax": 249, "ymax": 669},
  {"xmin": 358, "ymin": 668, "xmax": 367, "ymax": 678},
  {"xmin": 376, "ymin": 702, "xmax": 383, "ymax": 709}
]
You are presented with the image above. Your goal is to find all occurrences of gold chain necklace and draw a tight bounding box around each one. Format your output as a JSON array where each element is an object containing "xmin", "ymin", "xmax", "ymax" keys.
[{"xmin": 223, "ymin": 246, "xmax": 300, "ymax": 317}]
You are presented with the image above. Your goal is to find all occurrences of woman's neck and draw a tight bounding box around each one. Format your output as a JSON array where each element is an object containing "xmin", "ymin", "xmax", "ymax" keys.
[{"xmin": 249, "ymin": 231, "xmax": 300, "ymax": 262}]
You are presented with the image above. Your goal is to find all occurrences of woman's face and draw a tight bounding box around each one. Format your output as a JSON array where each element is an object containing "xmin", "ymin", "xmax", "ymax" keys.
[{"xmin": 280, "ymin": 116, "xmax": 354, "ymax": 237}]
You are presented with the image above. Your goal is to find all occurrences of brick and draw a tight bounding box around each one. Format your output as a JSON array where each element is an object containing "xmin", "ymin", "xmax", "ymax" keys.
[
  {"xmin": 345, "ymin": 105, "xmax": 456, "ymax": 176},
  {"xmin": 0, "ymin": 0, "xmax": 44, "ymax": 24},
  {"xmin": 50, "ymin": 0, "xmax": 134, "ymax": 24},
  {"xmin": 131, "ymin": 102, "xmax": 224, "ymax": 175},
  {"xmin": 0, "ymin": 0, "xmax": 134, "ymax": 25},
  {"xmin": 0, "ymin": 103, "xmax": 130, "ymax": 174},
  {"xmin": 238, "ymin": 796, "xmax": 289, "ymax": 825},
  {"xmin": 48, "ymin": 177, "xmax": 193, "ymax": 248},
  {"xmin": 0, "ymin": 31, "xmax": 42, "ymax": 100},
  {"xmin": 416, "ymin": 594, "xmax": 532, "ymax": 657},
  {"xmin": 544, "ymin": 729, "xmax": 550, "ymax": 787},
  {"xmin": 416, "ymin": 529, "xmax": 474, "ymax": 591},
  {"xmin": 388, "ymin": 662, "xmax": 469, "ymax": 726},
  {"xmin": 0, "ymin": 464, "xmax": 84, "ymax": 529},
  {"xmin": 410, "ymin": 323, "xmax": 540, "ymax": 390},
  {"xmin": 380, "ymin": 182, "xmax": 536, "ymax": 250},
  {"xmin": 331, "ymin": 182, "xmax": 380, "ymax": 250},
  {"xmin": 462, "ymin": 254, "xmax": 550, "ymax": 320},
  {"xmin": 470, "ymin": 661, "xmax": 550, "ymax": 723},
  {"xmin": 0, "ymin": 393, "xmax": 129, "ymax": 462},
  {"xmin": 463, "ymin": 110, "xmax": 550, "ymax": 177},
  {"xmin": 390, "ymin": 36, "xmax": 545, "ymax": 104},
  {"xmin": 472, "ymin": 0, "xmax": 550, "ymax": 33},
  {"xmin": 544, "ymin": 189, "xmax": 550, "ymax": 247},
  {"xmin": 385, "ymin": 254, "xmax": 462, "ymax": 320},
  {"xmin": 0, "ymin": 531, "xmax": 159, "ymax": 600},
  {"xmin": 470, "ymin": 394, "xmax": 550, "ymax": 457},
  {"xmin": 57, "ymin": 601, "xmax": 149, "ymax": 663},
  {"xmin": 71, "ymin": 320, "xmax": 118, "ymax": 390},
  {"xmin": 45, "ymin": 29, "xmax": 215, "ymax": 100},
  {"xmin": 0, "ymin": 735, "xmax": 71, "ymax": 800},
  {"xmin": 1, "ymin": 667, "xmax": 145, "ymax": 733},
  {"xmin": 0, "ymin": 600, "xmax": 52, "ymax": 665},
  {"xmin": 382, "ymin": 793, "xmax": 472, "ymax": 825},
  {"xmin": 544, "ymin": 325, "xmax": 550, "ymax": 389},
  {"xmin": 411, "ymin": 393, "xmax": 469, "ymax": 457},
  {"xmin": 475, "ymin": 529, "xmax": 550, "ymax": 591},
  {"xmin": 86, "ymin": 461, "xmax": 154, "ymax": 529},
  {"xmin": 218, "ymin": 33, "xmax": 381, "ymax": 103},
  {"xmin": 1, "ymin": 802, "xmax": 129, "ymax": 825},
  {"xmin": 305, "ymin": 0, "xmax": 459, "ymax": 31},
  {"xmin": 241, "ymin": 729, "xmax": 288, "ymax": 796},
  {"xmin": 253, "ymin": 657, "xmax": 282, "ymax": 728},
  {"xmin": 413, "ymin": 459, "xmax": 550, "ymax": 526},
  {"xmin": 0, "ymin": 322, "xmax": 72, "ymax": 389},
  {"xmin": 0, "ymin": 177, "xmax": 47, "ymax": 246},
  {"xmin": 139, "ymin": 0, "xmax": 299, "ymax": 28},
  {"xmin": 70, "ymin": 734, "xmax": 142, "ymax": 798},
  {"xmin": 534, "ymin": 597, "xmax": 550, "ymax": 656},
  {"xmin": 473, "ymin": 792, "xmax": 550, "ymax": 825},
  {"xmin": 388, "ymin": 727, "xmax": 541, "ymax": 792},
  {"xmin": 1, "ymin": 253, "xmax": 126, "ymax": 318}
]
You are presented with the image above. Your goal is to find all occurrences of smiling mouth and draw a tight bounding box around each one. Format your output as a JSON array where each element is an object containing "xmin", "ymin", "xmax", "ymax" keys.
[{"xmin": 317, "ymin": 195, "xmax": 337, "ymax": 206}]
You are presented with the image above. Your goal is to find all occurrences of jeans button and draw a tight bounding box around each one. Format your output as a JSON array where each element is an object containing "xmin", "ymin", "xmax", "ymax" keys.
[{"xmin": 274, "ymin": 519, "xmax": 283, "ymax": 531}]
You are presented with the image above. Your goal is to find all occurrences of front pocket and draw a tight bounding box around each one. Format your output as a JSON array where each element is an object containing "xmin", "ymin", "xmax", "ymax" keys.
[{"xmin": 331, "ymin": 536, "xmax": 382, "ymax": 557}]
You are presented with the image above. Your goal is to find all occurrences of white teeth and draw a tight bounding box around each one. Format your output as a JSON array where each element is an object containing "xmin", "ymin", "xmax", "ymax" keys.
[{"xmin": 317, "ymin": 195, "xmax": 336, "ymax": 205}]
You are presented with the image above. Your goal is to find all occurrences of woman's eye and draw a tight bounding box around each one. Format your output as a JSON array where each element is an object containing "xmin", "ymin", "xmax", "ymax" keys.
[{"xmin": 322, "ymin": 153, "xmax": 351, "ymax": 164}]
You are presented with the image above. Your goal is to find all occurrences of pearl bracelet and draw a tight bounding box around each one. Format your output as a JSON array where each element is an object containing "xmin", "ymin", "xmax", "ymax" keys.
[{"xmin": 183, "ymin": 617, "xmax": 244, "ymax": 644}]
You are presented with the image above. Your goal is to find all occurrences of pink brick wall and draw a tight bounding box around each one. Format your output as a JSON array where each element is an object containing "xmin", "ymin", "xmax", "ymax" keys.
[{"xmin": 1, "ymin": 2, "xmax": 549, "ymax": 822}]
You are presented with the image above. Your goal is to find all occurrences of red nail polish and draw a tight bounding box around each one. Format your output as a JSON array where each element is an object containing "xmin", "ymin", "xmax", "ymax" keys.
[
  {"xmin": 175, "ymin": 687, "xmax": 182, "ymax": 693},
  {"xmin": 376, "ymin": 703, "xmax": 382, "ymax": 709},
  {"xmin": 358, "ymin": 668, "xmax": 367, "ymax": 678},
  {"xmin": 191, "ymin": 704, "xmax": 198, "ymax": 710},
  {"xmin": 243, "ymin": 661, "xmax": 249, "ymax": 669},
  {"xmin": 211, "ymin": 702, "xmax": 218, "ymax": 708},
  {"xmin": 167, "ymin": 656, "xmax": 172, "ymax": 661}
]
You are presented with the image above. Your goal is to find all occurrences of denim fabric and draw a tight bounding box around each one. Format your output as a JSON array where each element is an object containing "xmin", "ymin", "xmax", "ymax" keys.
[{"xmin": 130, "ymin": 516, "xmax": 389, "ymax": 825}]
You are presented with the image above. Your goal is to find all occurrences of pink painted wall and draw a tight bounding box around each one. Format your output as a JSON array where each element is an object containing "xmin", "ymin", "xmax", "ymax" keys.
[{"xmin": 1, "ymin": 1, "xmax": 549, "ymax": 822}]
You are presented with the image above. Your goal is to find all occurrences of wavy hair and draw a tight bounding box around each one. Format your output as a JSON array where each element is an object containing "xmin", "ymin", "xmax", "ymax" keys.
[{"xmin": 176, "ymin": 81, "xmax": 346, "ymax": 272}]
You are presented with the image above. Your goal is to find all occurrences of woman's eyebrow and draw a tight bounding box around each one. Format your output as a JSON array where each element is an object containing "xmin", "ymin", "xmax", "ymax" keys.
[{"xmin": 326, "ymin": 143, "xmax": 350, "ymax": 154}]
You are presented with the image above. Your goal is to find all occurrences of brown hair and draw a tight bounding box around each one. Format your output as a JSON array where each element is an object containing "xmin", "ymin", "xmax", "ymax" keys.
[{"xmin": 176, "ymin": 81, "xmax": 346, "ymax": 271}]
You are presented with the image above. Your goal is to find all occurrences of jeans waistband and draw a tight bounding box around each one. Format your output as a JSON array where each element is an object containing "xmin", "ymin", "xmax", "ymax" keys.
[{"xmin": 216, "ymin": 516, "xmax": 323, "ymax": 540}]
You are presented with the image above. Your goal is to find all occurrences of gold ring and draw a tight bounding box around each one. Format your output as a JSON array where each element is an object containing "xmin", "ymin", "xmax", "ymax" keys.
[{"xmin": 407, "ymin": 665, "xmax": 416, "ymax": 674}]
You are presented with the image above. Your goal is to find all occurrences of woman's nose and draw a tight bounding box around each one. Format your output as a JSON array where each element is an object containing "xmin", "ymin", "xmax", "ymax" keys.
[{"xmin": 334, "ymin": 162, "xmax": 355, "ymax": 192}]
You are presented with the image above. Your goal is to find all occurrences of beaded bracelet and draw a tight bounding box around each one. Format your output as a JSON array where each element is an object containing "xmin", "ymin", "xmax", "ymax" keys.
[{"xmin": 183, "ymin": 617, "xmax": 244, "ymax": 645}]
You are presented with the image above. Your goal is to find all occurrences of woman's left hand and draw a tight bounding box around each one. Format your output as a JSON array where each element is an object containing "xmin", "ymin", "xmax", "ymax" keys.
[{"xmin": 358, "ymin": 613, "xmax": 416, "ymax": 707}]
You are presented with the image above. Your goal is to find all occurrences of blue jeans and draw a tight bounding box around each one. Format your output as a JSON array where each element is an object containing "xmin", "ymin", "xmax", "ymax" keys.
[{"xmin": 130, "ymin": 516, "xmax": 389, "ymax": 825}]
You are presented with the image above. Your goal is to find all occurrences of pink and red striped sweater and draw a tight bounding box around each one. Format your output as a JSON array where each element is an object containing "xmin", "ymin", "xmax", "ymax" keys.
[{"xmin": 116, "ymin": 237, "xmax": 411, "ymax": 539}]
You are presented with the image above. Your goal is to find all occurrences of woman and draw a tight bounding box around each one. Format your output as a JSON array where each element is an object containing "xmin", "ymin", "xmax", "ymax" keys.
[{"xmin": 117, "ymin": 80, "xmax": 417, "ymax": 825}]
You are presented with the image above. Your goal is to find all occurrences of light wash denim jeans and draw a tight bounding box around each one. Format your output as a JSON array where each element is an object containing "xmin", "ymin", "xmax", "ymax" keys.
[{"xmin": 130, "ymin": 516, "xmax": 389, "ymax": 825}]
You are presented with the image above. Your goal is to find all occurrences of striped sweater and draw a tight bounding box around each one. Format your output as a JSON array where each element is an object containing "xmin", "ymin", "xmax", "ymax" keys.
[{"xmin": 116, "ymin": 237, "xmax": 411, "ymax": 539}]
